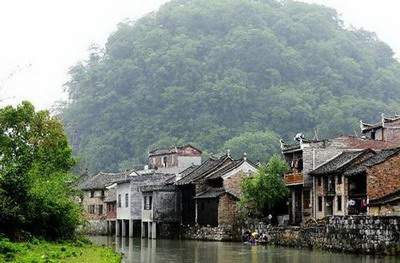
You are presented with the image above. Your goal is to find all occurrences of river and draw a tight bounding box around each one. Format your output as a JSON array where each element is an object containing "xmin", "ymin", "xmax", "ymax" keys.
[{"xmin": 89, "ymin": 236, "xmax": 400, "ymax": 263}]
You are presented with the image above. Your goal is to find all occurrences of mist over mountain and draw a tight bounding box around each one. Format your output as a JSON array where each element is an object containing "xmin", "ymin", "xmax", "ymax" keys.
[{"xmin": 62, "ymin": 0, "xmax": 400, "ymax": 173}]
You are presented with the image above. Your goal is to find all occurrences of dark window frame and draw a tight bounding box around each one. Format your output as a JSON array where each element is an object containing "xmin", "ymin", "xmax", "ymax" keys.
[
  {"xmin": 318, "ymin": 196, "xmax": 323, "ymax": 212},
  {"xmin": 118, "ymin": 194, "xmax": 121, "ymax": 208},
  {"xmin": 337, "ymin": 195, "xmax": 342, "ymax": 211},
  {"xmin": 125, "ymin": 193, "xmax": 129, "ymax": 208}
]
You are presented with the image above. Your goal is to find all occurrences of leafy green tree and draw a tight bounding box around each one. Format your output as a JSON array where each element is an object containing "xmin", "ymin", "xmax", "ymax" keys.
[
  {"xmin": 223, "ymin": 131, "xmax": 280, "ymax": 163},
  {"xmin": 240, "ymin": 155, "xmax": 289, "ymax": 217},
  {"xmin": 0, "ymin": 102, "xmax": 80, "ymax": 240},
  {"xmin": 62, "ymin": 0, "xmax": 400, "ymax": 173}
]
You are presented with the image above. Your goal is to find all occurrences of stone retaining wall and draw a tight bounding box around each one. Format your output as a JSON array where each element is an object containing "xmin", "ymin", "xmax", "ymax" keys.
[
  {"xmin": 244, "ymin": 216, "xmax": 400, "ymax": 255},
  {"xmin": 181, "ymin": 225, "xmax": 239, "ymax": 241}
]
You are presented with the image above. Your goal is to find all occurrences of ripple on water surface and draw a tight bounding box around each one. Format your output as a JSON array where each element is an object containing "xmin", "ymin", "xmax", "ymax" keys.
[{"xmin": 89, "ymin": 236, "xmax": 400, "ymax": 263}]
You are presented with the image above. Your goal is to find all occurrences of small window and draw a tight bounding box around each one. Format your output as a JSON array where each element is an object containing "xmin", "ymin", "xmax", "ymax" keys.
[
  {"xmin": 317, "ymin": 176, "xmax": 322, "ymax": 187},
  {"xmin": 118, "ymin": 194, "xmax": 121, "ymax": 208},
  {"xmin": 88, "ymin": 205, "xmax": 95, "ymax": 214},
  {"xmin": 90, "ymin": 191, "xmax": 94, "ymax": 198},
  {"xmin": 101, "ymin": 190, "xmax": 105, "ymax": 197},
  {"xmin": 318, "ymin": 196, "xmax": 323, "ymax": 212},
  {"xmin": 337, "ymin": 196, "xmax": 342, "ymax": 211},
  {"xmin": 337, "ymin": 175, "xmax": 342, "ymax": 185},
  {"xmin": 163, "ymin": 156, "xmax": 168, "ymax": 167},
  {"xmin": 125, "ymin": 193, "xmax": 129, "ymax": 208},
  {"xmin": 144, "ymin": 196, "xmax": 152, "ymax": 210},
  {"xmin": 98, "ymin": 205, "xmax": 103, "ymax": 215},
  {"xmin": 371, "ymin": 130, "xmax": 376, "ymax": 140}
]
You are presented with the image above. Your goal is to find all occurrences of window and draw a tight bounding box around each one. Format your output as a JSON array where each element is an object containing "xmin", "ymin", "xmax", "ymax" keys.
[
  {"xmin": 337, "ymin": 196, "xmax": 342, "ymax": 211},
  {"xmin": 118, "ymin": 194, "xmax": 121, "ymax": 208},
  {"xmin": 101, "ymin": 190, "xmax": 105, "ymax": 197},
  {"xmin": 125, "ymin": 193, "xmax": 129, "ymax": 208},
  {"xmin": 337, "ymin": 175, "xmax": 342, "ymax": 185},
  {"xmin": 318, "ymin": 196, "xmax": 323, "ymax": 212},
  {"xmin": 163, "ymin": 156, "xmax": 168, "ymax": 167},
  {"xmin": 98, "ymin": 205, "xmax": 103, "ymax": 215},
  {"xmin": 90, "ymin": 191, "xmax": 94, "ymax": 198},
  {"xmin": 88, "ymin": 205, "xmax": 95, "ymax": 214},
  {"xmin": 144, "ymin": 195, "xmax": 152, "ymax": 210},
  {"xmin": 317, "ymin": 176, "xmax": 322, "ymax": 187},
  {"xmin": 371, "ymin": 130, "xmax": 376, "ymax": 140}
]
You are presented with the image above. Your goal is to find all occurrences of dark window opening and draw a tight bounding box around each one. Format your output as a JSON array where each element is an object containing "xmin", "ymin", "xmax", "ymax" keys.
[
  {"xmin": 163, "ymin": 156, "xmax": 168, "ymax": 167},
  {"xmin": 98, "ymin": 204, "xmax": 103, "ymax": 215},
  {"xmin": 101, "ymin": 190, "xmax": 105, "ymax": 197},
  {"xmin": 118, "ymin": 194, "xmax": 121, "ymax": 208},
  {"xmin": 88, "ymin": 205, "xmax": 95, "ymax": 214},
  {"xmin": 337, "ymin": 196, "xmax": 342, "ymax": 211},
  {"xmin": 371, "ymin": 130, "xmax": 376, "ymax": 140},
  {"xmin": 125, "ymin": 193, "xmax": 129, "ymax": 208},
  {"xmin": 90, "ymin": 191, "xmax": 94, "ymax": 198},
  {"xmin": 318, "ymin": 196, "xmax": 323, "ymax": 212},
  {"xmin": 337, "ymin": 175, "xmax": 342, "ymax": 185}
]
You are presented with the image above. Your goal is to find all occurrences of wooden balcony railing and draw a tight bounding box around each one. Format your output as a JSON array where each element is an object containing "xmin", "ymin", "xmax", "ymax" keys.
[{"xmin": 284, "ymin": 172, "xmax": 304, "ymax": 186}]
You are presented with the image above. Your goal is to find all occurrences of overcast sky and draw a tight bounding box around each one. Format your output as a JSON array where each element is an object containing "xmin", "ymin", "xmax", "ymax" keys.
[{"xmin": 0, "ymin": 0, "xmax": 399, "ymax": 110}]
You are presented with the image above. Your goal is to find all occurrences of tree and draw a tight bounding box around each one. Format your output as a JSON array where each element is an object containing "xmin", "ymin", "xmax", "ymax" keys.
[
  {"xmin": 0, "ymin": 102, "xmax": 80, "ymax": 240},
  {"xmin": 62, "ymin": 0, "xmax": 400, "ymax": 173},
  {"xmin": 240, "ymin": 155, "xmax": 289, "ymax": 217},
  {"xmin": 223, "ymin": 131, "xmax": 280, "ymax": 163}
]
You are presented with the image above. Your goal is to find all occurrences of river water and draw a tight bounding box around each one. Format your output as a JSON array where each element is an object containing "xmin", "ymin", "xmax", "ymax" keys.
[{"xmin": 89, "ymin": 236, "xmax": 400, "ymax": 263}]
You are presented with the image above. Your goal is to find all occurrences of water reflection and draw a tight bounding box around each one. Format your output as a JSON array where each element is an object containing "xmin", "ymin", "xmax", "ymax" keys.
[{"xmin": 90, "ymin": 236, "xmax": 400, "ymax": 263}]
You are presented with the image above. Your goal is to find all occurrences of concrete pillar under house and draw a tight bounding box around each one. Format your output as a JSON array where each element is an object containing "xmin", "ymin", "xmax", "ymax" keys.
[
  {"xmin": 116, "ymin": 220, "xmax": 120, "ymax": 236},
  {"xmin": 141, "ymin": 222, "xmax": 146, "ymax": 238},
  {"xmin": 121, "ymin": 220, "xmax": 126, "ymax": 237},
  {"xmin": 151, "ymin": 222, "xmax": 157, "ymax": 239},
  {"xmin": 129, "ymin": 220, "xmax": 134, "ymax": 237}
]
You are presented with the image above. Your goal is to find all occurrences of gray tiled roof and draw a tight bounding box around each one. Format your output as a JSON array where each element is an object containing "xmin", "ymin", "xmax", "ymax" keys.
[
  {"xmin": 369, "ymin": 189, "xmax": 400, "ymax": 206},
  {"xmin": 344, "ymin": 147, "xmax": 400, "ymax": 176},
  {"xmin": 175, "ymin": 155, "xmax": 231, "ymax": 185},
  {"xmin": 310, "ymin": 150, "xmax": 372, "ymax": 176},
  {"xmin": 194, "ymin": 187, "xmax": 239, "ymax": 199},
  {"xmin": 205, "ymin": 159, "xmax": 247, "ymax": 180},
  {"xmin": 78, "ymin": 171, "xmax": 129, "ymax": 190}
]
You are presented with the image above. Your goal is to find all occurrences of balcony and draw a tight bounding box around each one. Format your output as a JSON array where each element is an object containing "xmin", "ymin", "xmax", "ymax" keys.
[{"xmin": 284, "ymin": 171, "xmax": 304, "ymax": 186}]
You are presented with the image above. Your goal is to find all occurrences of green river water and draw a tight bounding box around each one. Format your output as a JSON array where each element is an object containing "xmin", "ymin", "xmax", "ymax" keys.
[{"xmin": 89, "ymin": 236, "xmax": 400, "ymax": 263}]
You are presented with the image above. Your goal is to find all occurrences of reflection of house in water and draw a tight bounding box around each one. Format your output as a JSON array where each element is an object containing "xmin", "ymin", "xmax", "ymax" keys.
[{"xmin": 177, "ymin": 153, "xmax": 257, "ymax": 227}]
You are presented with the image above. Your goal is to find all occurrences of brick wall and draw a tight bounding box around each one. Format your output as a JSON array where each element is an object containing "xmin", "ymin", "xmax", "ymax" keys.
[
  {"xmin": 367, "ymin": 155, "xmax": 400, "ymax": 200},
  {"xmin": 223, "ymin": 171, "xmax": 245, "ymax": 197},
  {"xmin": 218, "ymin": 193, "xmax": 238, "ymax": 225}
]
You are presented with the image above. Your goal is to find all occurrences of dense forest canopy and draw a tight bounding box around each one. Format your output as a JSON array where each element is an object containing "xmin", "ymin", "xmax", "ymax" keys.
[{"xmin": 63, "ymin": 0, "xmax": 400, "ymax": 173}]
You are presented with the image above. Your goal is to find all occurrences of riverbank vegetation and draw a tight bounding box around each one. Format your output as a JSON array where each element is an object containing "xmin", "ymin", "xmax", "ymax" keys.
[
  {"xmin": 0, "ymin": 237, "xmax": 121, "ymax": 263},
  {"xmin": 240, "ymin": 155, "xmax": 289, "ymax": 217},
  {"xmin": 62, "ymin": 0, "xmax": 400, "ymax": 173},
  {"xmin": 0, "ymin": 102, "xmax": 121, "ymax": 261}
]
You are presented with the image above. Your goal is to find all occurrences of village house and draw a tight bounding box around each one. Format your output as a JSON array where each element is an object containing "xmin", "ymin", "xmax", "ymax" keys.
[
  {"xmin": 140, "ymin": 175, "xmax": 179, "ymax": 239},
  {"xmin": 176, "ymin": 153, "xmax": 257, "ymax": 227},
  {"xmin": 360, "ymin": 114, "xmax": 400, "ymax": 142},
  {"xmin": 148, "ymin": 144, "xmax": 202, "ymax": 175},
  {"xmin": 281, "ymin": 134, "xmax": 396, "ymax": 225},
  {"xmin": 78, "ymin": 171, "xmax": 128, "ymax": 234},
  {"xmin": 309, "ymin": 147, "xmax": 400, "ymax": 218}
]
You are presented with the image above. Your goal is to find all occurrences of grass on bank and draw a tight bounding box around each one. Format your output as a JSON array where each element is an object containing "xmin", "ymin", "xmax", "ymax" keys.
[{"xmin": 0, "ymin": 237, "xmax": 121, "ymax": 263}]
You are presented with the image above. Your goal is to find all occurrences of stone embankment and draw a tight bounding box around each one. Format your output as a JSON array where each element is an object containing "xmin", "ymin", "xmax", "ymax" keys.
[
  {"xmin": 245, "ymin": 216, "xmax": 400, "ymax": 255},
  {"xmin": 182, "ymin": 216, "xmax": 400, "ymax": 255}
]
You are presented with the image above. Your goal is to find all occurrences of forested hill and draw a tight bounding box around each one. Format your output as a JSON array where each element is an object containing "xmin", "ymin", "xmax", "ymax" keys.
[{"xmin": 62, "ymin": 0, "xmax": 400, "ymax": 173}]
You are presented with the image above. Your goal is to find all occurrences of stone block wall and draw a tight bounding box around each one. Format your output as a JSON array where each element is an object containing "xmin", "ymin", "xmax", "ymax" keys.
[
  {"xmin": 367, "ymin": 155, "xmax": 400, "ymax": 200},
  {"xmin": 181, "ymin": 225, "xmax": 238, "ymax": 241},
  {"xmin": 244, "ymin": 216, "xmax": 400, "ymax": 255},
  {"xmin": 218, "ymin": 194, "xmax": 238, "ymax": 225}
]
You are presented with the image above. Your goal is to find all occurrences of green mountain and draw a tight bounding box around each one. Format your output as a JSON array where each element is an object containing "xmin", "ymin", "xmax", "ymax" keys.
[{"xmin": 62, "ymin": 0, "xmax": 400, "ymax": 173}]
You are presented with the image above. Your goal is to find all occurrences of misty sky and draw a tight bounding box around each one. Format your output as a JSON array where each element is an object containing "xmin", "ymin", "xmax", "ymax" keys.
[{"xmin": 0, "ymin": 0, "xmax": 399, "ymax": 110}]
